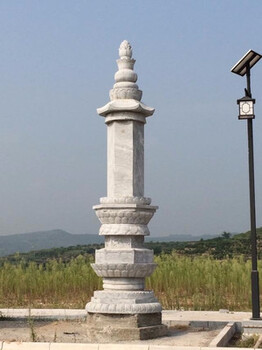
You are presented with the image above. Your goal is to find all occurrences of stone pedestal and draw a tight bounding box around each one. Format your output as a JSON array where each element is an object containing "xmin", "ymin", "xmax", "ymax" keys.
[
  {"xmin": 86, "ymin": 40, "xmax": 167, "ymax": 341},
  {"xmin": 86, "ymin": 313, "xmax": 167, "ymax": 341}
]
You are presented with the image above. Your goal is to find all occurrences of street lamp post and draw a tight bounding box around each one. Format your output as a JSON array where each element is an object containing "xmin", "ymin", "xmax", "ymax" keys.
[{"xmin": 231, "ymin": 50, "xmax": 262, "ymax": 320}]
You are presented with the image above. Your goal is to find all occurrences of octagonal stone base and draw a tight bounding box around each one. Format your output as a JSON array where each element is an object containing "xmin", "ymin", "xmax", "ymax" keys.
[{"xmin": 86, "ymin": 312, "xmax": 167, "ymax": 341}]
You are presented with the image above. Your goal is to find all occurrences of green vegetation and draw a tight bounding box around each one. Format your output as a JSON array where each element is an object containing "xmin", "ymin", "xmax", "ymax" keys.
[
  {"xmin": 0, "ymin": 229, "xmax": 103, "ymax": 257},
  {"xmin": 228, "ymin": 333, "xmax": 260, "ymax": 348},
  {"xmin": 1, "ymin": 226, "xmax": 262, "ymax": 265},
  {"xmin": 1, "ymin": 227, "xmax": 259, "ymax": 265},
  {"xmin": 0, "ymin": 252, "xmax": 259, "ymax": 311},
  {"xmin": 146, "ymin": 229, "xmax": 258, "ymax": 259},
  {"xmin": 0, "ymin": 228, "xmax": 260, "ymax": 311},
  {"xmin": 148, "ymin": 253, "xmax": 255, "ymax": 311},
  {"xmin": 0, "ymin": 255, "xmax": 101, "ymax": 308},
  {"xmin": 0, "ymin": 244, "xmax": 102, "ymax": 266}
]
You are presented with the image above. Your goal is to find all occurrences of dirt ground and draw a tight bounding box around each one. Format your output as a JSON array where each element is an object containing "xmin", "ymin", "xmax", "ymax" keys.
[{"xmin": 0, "ymin": 319, "xmax": 222, "ymax": 346}]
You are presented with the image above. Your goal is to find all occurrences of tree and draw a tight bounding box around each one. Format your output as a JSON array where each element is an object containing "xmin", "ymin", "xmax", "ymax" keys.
[{"xmin": 221, "ymin": 232, "xmax": 231, "ymax": 239}]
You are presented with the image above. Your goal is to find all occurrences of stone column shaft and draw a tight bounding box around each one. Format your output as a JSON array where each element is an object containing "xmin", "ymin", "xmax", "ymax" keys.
[{"xmin": 107, "ymin": 120, "xmax": 144, "ymax": 198}]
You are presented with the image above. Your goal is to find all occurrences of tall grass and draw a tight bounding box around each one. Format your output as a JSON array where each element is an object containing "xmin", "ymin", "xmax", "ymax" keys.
[
  {"xmin": 0, "ymin": 253, "xmax": 259, "ymax": 310},
  {"xmin": 147, "ymin": 253, "xmax": 254, "ymax": 310},
  {"xmin": 0, "ymin": 255, "xmax": 101, "ymax": 308}
]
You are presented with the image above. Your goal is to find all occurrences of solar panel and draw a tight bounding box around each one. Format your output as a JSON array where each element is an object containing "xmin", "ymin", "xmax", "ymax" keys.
[{"xmin": 231, "ymin": 50, "xmax": 262, "ymax": 76}]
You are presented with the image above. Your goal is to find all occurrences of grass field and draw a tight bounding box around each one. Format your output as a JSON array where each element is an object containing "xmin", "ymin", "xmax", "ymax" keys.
[{"xmin": 0, "ymin": 253, "xmax": 258, "ymax": 310}]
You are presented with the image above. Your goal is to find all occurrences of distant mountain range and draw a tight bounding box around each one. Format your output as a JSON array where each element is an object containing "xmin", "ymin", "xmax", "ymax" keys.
[
  {"xmin": 145, "ymin": 233, "xmax": 217, "ymax": 242},
  {"xmin": 0, "ymin": 229, "xmax": 219, "ymax": 257},
  {"xmin": 0, "ymin": 229, "xmax": 103, "ymax": 257}
]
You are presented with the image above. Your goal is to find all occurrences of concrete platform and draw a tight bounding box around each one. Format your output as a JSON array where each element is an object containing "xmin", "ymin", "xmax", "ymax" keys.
[
  {"xmin": 0, "ymin": 308, "xmax": 259, "ymax": 349},
  {"xmin": 0, "ymin": 308, "xmax": 253, "ymax": 322}
]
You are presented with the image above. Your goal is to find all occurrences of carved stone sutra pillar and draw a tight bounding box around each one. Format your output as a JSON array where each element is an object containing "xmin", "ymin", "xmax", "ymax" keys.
[{"xmin": 86, "ymin": 40, "xmax": 167, "ymax": 341}]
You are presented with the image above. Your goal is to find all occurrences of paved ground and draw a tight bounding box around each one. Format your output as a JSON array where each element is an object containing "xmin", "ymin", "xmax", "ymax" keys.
[
  {"xmin": 0, "ymin": 319, "xmax": 221, "ymax": 345},
  {"xmin": 0, "ymin": 309, "xmax": 252, "ymax": 345},
  {"xmin": 163, "ymin": 310, "xmax": 252, "ymax": 322},
  {"xmin": 0, "ymin": 308, "xmax": 252, "ymax": 322}
]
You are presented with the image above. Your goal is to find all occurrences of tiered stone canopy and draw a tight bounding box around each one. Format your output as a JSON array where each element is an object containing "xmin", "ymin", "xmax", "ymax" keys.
[{"xmin": 86, "ymin": 41, "xmax": 166, "ymax": 340}]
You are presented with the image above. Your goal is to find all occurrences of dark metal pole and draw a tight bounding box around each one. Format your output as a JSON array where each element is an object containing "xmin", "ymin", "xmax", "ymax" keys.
[
  {"xmin": 246, "ymin": 64, "xmax": 251, "ymax": 97},
  {"xmin": 246, "ymin": 64, "xmax": 260, "ymax": 319}
]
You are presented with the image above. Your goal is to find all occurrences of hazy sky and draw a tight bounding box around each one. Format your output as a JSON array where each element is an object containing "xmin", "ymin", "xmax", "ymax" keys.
[{"xmin": 1, "ymin": 0, "xmax": 262, "ymax": 237}]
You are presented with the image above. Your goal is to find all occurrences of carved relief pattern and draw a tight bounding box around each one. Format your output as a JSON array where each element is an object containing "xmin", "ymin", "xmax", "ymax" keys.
[
  {"xmin": 109, "ymin": 39, "xmax": 142, "ymax": 102},
  {"xmin": 95, "ymin": 249, "xmax": 153, "ymax": 264},
  {"xmin": 93, "ymin": 290, "xmax": 156, "ymax": 299},
  {"xmin": 99, "ymin": 224, "xmax": 150, "ymax": 236},
  {"xmin": 118, "ymin": 40, "xmax": 132, "ymax": 59},
  {"xmin": 91, "ymin": 263, "xmax": 156, "ymax": 278},
  {"xmin": 109, "ymin": 88, "xmax": 142, "ymax": 101},
  {"xmin": 87, "ymin": 287, "xmax": 162, "ymax": 314},
  {"xmin": 86, "ymin": 301, "xmax": 162, "ymax": 314},
  {"xmin": 105, "ymin": 235, "xmax": 144, "ymax": 249},
  {"xmin": 95, "ymin": 209, "xmax": 155, "ymax": 225}
]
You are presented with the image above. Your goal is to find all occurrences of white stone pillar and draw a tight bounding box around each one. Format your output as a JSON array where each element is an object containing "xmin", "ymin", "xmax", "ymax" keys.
[{"xmin": 86, "ymin": 40, "xmax": 167, "ymax": 341}]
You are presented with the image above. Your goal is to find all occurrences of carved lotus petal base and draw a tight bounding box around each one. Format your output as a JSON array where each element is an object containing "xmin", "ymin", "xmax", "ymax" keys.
[
  {"xmin": 94, "ymin": 205, "xmax": 156, "ymax": 225},
  {"xmin": 86, "ymin": 290, "xmax": 162, "ymax": 314},
  {"xmin": 91, "ymin": 263, "xmax": 157, "ymax": 278},
  {"xmin": 110, "ymin": 87, "xmax": 142, "ymax": 101},
  {"xmin": 86, "ymin": 302, "xmax": 162, "ymax": 314}
]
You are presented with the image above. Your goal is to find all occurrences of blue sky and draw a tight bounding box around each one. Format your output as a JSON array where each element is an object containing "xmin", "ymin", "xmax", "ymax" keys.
[{"xmin": 1, "ymin": 0, "xmax": 262, "ymax": 237}]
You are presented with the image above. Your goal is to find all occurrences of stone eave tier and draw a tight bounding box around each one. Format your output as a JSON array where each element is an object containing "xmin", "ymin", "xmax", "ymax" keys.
[{"xmin": 97, "ymin": 99, "xmax": 155, "ymax": 117}]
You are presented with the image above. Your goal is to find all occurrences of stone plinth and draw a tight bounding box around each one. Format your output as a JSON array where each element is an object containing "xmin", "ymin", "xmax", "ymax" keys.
[
  {"xmin": 86, "ymin": 40, "xmax": 167, "ymax": 340},
  {"xmin": 86, "ymin": 313, "xmax": 167, "ymax": 342}
]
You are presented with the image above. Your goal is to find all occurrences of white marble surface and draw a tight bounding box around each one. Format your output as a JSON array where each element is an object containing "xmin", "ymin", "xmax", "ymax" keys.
[
  {"xmin": 107, "ymin": 120, "xmax": 144, "ymax": 198},
  {"xmin": 86, "ymin": 41, "xmax": 161, "ymax": 316}
]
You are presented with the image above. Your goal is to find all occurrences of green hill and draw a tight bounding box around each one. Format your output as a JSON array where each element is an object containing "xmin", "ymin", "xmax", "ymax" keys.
[
  {"xmin": 233, "ymin": 226, "xmax": 262, "ymax": 240},
  {"xmin": 0, "ymin": 229, "xmax": 218, "ymax": 258},
  {"xmin": 1, "ymin": 227, "xmax": 261, "ymax": 265},
  {"xmin": 149, "ymin": 228, "xmax": 262, "ymax": 258},
  {"xmin": 0, "ymin": 229, "xmax": 103, "ymax": 257}
]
